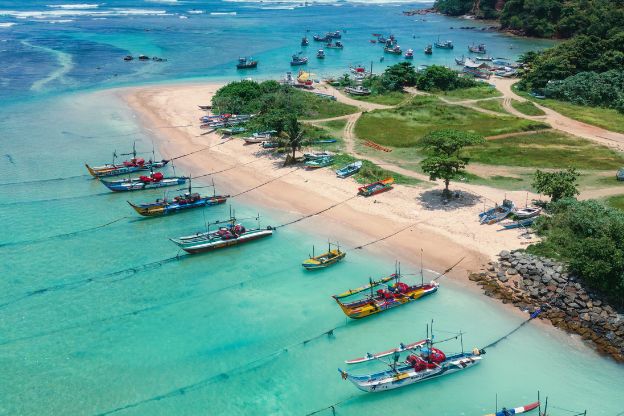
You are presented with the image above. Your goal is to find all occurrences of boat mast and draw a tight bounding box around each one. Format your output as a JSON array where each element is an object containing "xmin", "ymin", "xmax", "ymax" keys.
[{"xmin": 420, "ymin": 248, "xmax": 424, "ymax": 287}]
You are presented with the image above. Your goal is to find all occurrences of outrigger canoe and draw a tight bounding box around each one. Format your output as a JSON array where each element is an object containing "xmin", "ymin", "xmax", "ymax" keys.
[
  {"xmin": 358, "ymin": 178, "xmax": 393, "ymax": 197},
  {"xmin": 332, "ymin": 272, "xmax": 439, "ymax": 319},
  {"xmin": 128, "ymin": 194, "xmax": 228, "ymax": 217},
  {"xmin": 86, "ymin": 159, "xmax": 169, "ymax": 178},
  {"xmin": 302, "ymin": 243, "xmax": 345, "ymax": 270},
  {"xmin": 484, "ymin": 401, "xmax": 540, "ymax": 416},
  {"xmin": 101, "ymin": 172, "xmax": 187, "ymax": 192},
  {"xmin": 170, "ymin": 214, "xmax": 273, "ymax": 254}
]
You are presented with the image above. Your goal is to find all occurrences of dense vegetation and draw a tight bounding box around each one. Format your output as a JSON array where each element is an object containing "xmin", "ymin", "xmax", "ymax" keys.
[
  {"xmin": 529, "ymin": 199, "xmax": 624, "ymax": 307},
  {"xmin": 434, "ymin": 0, "xmax": 500, "ymax": 19},
  {"xmin": 542, "ymin": 70, "xmax": 624, "ymax": 113},
  {"xmin": 363, "ymin": 64, "xmax": 476, "ymax": 95},
  {"xmin": 414, "ymin": 65, "xmax": 477, "ymax": 92},
  {"xmin": 363, "ymin": 62, "xmax": 418, "ymax": 94}
]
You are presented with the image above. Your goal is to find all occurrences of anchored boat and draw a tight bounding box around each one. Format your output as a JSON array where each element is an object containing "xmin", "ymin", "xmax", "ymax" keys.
[
  {"xmin": 384, "ymin": 45, "xmax": 402, "ymax": 55},
  {"xmin": 301, "ymin": 36, "xmax": 309, "ymax": 46},
  {"xmin": 236, "ymin": 57, "xmax": 258, "ymax": 69},
  {"xmin": 290, "ymin": 53, "xmax": 308, "ymax": 66},
  {"xmin": 339, "ymin": 327, "xmax": 483, "ymax": 392},
  {"xmin": 434, "ymin": 37, "xmax": 453, "ymax": 49},
  {"xmin": 469, "ymin": 43, "xmax": 487, "ymax": 54},
  {"xmin": 86, "ymin": 143, "xmax": 169, "ymax": 178},
  {"xmin": 302, "ymin": 242, "xmax": 346, "ymax": 270},
  {"xmin": 325, "ymin": 41, "xmax": 343, "ymax": 49},
  {"xmin": 358, "ymin": 177, "xmax": 393, "ymax": 197},
  {"xmin": 127, "ymin": 178, "xmax": 228, "ymax": 217},
  {"xmin": 404, "ymin": 48, "xmax": 414, "ymax": 59},
  {"xmin": 101, "ymin": 172, "xmax": 187, "ymax": 192},
  {"xmin": 424, "ymin": 44, "xmax": 433, "ymax": 55},
  {"xmin": 316, "ymin": 49, "xmax": 325, "ymax": 59},
  {"xmin": 170, "ymin": 211, "xmax": 273, "ymax": 254},
  {"xmin": 332, "ymin": 266, "xmax": 439, "ymax": 319}
]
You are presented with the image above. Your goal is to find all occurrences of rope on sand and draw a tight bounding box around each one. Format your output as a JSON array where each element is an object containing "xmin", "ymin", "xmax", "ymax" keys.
[{"xmin": 274, "ymin": 195, "xmax": 358, "ymax": 229}]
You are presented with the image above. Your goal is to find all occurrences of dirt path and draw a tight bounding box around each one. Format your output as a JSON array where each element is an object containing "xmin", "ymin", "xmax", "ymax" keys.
[
  {"xmin": 314, "ymin": 83, "xmax": 392, "ymax": 111},
  {"xmin": 490, "ymin": 78, "xmax": 624, "ymax": 150}
]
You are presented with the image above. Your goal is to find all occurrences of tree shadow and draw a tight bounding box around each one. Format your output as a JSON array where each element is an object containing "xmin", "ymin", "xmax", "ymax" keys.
[{"xmin": 418, "ymin": 189, "xmax": 482, "ymax": 211}]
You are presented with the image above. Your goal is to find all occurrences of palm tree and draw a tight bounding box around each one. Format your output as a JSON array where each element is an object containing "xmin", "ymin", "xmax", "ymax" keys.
[{"xmin": 281, "ymin": 115, "xmax": 305, "ymax": 165}]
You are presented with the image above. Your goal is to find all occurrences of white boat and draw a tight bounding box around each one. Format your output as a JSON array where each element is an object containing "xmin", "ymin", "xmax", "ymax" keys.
[{"xmin": 514, "ymin": 206, "xmax": 542, "ymax": 219}]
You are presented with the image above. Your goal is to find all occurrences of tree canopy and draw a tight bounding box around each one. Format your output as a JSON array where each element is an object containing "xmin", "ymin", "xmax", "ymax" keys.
[
  {"xmin": 532, "ymin": 168, "xmax": 580, "ymax": 202},
  {"xmin": 415, "ymin": 65, "xmax": 477, "ymax": 92}
]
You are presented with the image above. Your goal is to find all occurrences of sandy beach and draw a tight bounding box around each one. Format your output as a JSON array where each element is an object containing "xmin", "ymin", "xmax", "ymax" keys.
[{"xmin": 119, "ymin": 82, "xmax": 542, "ymax": 285}]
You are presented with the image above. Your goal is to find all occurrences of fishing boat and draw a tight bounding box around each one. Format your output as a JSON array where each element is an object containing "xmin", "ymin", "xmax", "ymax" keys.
[
  {"xmin": 302, "ymin": 242, "xmax": 346, "ymax": 270},
  {"xmin": 86, "ymin": 144, "xmax": 169, "ymax": 178},
  {"xmin": 336, "ymin": 160, "xmax": 362, "ymax": 178},
  {"xmin": 313, "ymin": 34, "xmax": 329, "ymax": 42},
  {"xmin": 338, "ymin": 330, "xmax": 483, "ymax": 391},
  {"xmin": 236, "ymin": 57, "xmax": 258, "ymax": 69},
  {"xmin": 316, "ymin": 49, "xmax": 325, "ymax": 59},
  {"xmin": 372, "ymin": 33, "xmax": 381, "ymax": 37},
  {"xmin": 261, "ymin": 141, "xmax": 279, "ymax": 149},
  {"xmin": 404, "ymin": 49, "xmax": 414, "ymax": 59},
  {"xmin": 332, "ymin": 267, "xmax": 439, "ymax": 319},
  {"xmin": 384, "ymin": 45, "xmax": 402, "ymax": 55},
  {"xmin": 476, "ymin": 55, "xmax": 493, "ymax": 62},
  {"xmin": 434, "ymin": 38, "xmax": 453, "ymax": 49},
  {"xmin": 243, "ymin": 136, "xmax": 267, "ymax": 144},
  {"xmin": 424, "ymin": 44, "xmax": 433, "ymax": 55},
  {"xmin": 501, "ymin": 217, "xmax": 537, "ymax": 230},
  {"xmin": 325, "ymin": 41, "xmax": 343, "ymax": 49},
  {"xmin": 220, "ymin": 127, "xmax": 246, "ymax": 135},
  {"xmin": 305, "ymin": 155, "xmax": 333, "ymax": 169},
  {"xmin": 455, "ymin": 55, "xmax": 466, "ymax": 65},
  {"xmin": 304, "ymin": 151, "xmax": 334, "ymax": 160},
  {"xmin": 327, "ymin": 30, "xmax": 341, "ymax": 39},
  {"xmin": 315, "ymin": 138, "xmax": 337, "ymax": 144},
  {"xmin": 370, "ymin": 39, "xmax": 377, "ymax": 44},
  {"xmin": 344, "ymin": 85, "xmax": 371, "ymax": 96},
  {"xmin": 513, "ymin": 206, "xmax": 541, "ymax": 219},
  {"xmin": 479, "ymin": 199, "xmax": 515, "ymax": 224},
  {"xmin": 358, "ymin": 177, "xmax": 393, "ymax": 197},
  {"xmin": 127, "ymin": 178, "xmax": 228, "ymax": 217},
  {"xmin": 484, "ymin": 401, "xmax": 540, "ymax": 416},
  {"xmin": 301, "ymin": 36, "xmax": 309, "ymax": 46},
  {"xmin": 290, "ymin": 54, "xmax": 308, "ymax": 66},
  {"xmin": 468, "ymin": 43, "xmax": 487, "ymax": 54},
  {"xmin": 170, "ymin": 212, "xmax": 273, "ymax": 254},
  {"xmin": 101, "ymin": 172, "xmax": 188, "ymax": 192}
]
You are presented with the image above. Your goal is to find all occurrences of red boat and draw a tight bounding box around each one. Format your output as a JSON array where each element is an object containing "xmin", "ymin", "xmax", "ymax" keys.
[{"xmin": 358, "ymin": 177, "xmax": 394, "ymax": 197}]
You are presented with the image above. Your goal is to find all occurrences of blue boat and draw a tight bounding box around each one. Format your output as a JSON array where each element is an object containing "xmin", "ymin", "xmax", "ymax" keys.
[
  {"xmin": 101, "ymin": 172, "xmax": 187, "ymax": 192},
  {"xmin": 336, "ymin": 160, "xmax": 362, "ymax": 178},
  {"xmin": 501, "ymin": 217, "xmax": 537, "ymax": 230},
  {"xmin": 479, "ymin": 199, "xmax": 515, "ymax": 224}
]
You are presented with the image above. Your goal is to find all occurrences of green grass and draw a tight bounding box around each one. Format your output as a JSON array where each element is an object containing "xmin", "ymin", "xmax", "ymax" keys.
[
  {"xmin": 303, "ymin": 124, "xmax": 343, "ymax": 152},
  {"xmin": 475, "ymin": 99, "xmax": 507, "ymax": 114},
  {"xmin": 438, "ymin": 84, "xmax": 502, "ymax": 101},
  {"xmin": 299, "ymin": 92, "xmax": 358, "ymax": 120},
  {"xmin": 319, "ymin": 119, "xmax": 347, "ymax": 131},
  {"xmin": 331, "ymin": 154, "xmax": 422, "ymax": 186},
  {"xmin": 605, "ymin": 195, "xmax": 624, "ymax": 211},
  {"xmin": 355, "ymin": 95, "xmax": 548, "ymax": 148},
  {"xmin": 510, "ymin": 99, "xmax": 545, "ymax": 116},
  {"xmin": 463, "ymin": 131, "xmax": 624, "ymax": 170},
  {"xmin": 513, "ymin": 86, "xmax": 624, "ymax": 133},
  {"xmin": 352, "ymin": 91, "xmax": 407, "ymax": 106}
]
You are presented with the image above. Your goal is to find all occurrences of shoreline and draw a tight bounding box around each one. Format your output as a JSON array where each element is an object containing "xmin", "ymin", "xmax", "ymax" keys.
[{"xmin": 115, "ymin": 79, "xmax": 616, "ymax": 360}]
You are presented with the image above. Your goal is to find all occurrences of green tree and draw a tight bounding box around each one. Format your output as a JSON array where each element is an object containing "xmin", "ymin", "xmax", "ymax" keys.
[
  {"xmin": 415, "ymin": 65, "xmax": 476, "ymax": 92},
  {"xmin": 532, "ymin": 168, "xmax": 580, "ymax": 201},
  {"xmin": 419, "ymin": 129, "xmax": 485, "ymax": 197}
]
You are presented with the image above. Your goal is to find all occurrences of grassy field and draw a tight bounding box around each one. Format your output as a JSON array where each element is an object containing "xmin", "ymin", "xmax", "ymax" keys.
[
  {"xmin": 319, "ymin": 119, "xmax": 347, "ymax": 131},
  {"xmin": 463, "ymin": 131, "xmax": 624, "ymax": 170},
  {"xmin": 331, "ymin": 154, "xmax": 422, "ymax": 186},
  {"xmin": 299, "ymin": 93, "xmax": 358, "ymax": 120},
  {"xmin": 510, "ymin": 99, "xmax": 545, "ymax": 116},
  {"xmin": 355, "ymin": 96, "xmax": 548, "ymax": 147},
  {"xmin": 303, "ymin": 124, "xmax": 344, "ymax": 153},
  {"xmin": 605, "ymin": 195, "xmax": 624, "ymax": 211},
  {"xmin": 475, "ymin": 99, "xmax": 507, "ymax": 114},
  {"xmin": 351, "ymin": 91, "xmax": 407, "ymax": 106},
  {"xmin": 513, "ymin": 86, "xmax": 624, "ymax": 133},
  {"xmin": 438, "ymin": 84, "xmax": 502, "ymax": 101}
]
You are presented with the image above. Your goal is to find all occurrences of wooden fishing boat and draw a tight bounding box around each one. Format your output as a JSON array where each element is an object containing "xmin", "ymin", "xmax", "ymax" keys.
[
  {"xmin": 243, "ymin": 136, "xmax": 266, "ymax": 144},
  {"xmin": 344, "ymin": 86, "xmax": 371, "ymax": 96},
  {"xmin": 290, "ymin": 54, "xmax": 308, "ymax": 66},
  {"xmin": 86, "ymin": 143, "xmax": 169, "ymax": 178},
  {"xmin": 327, "ymin": 30, "xmax": 341, "ymax": 39},
  {"xmin": 304, "ymin": 151, "xmax": 334, "ymax": 160},
  {"xmin": 261, "ymin": 141, "xmax": 279, "ymax": 149},
  {"xmin": 434, "ymin": 38, "xmax": 453, "ymax": 49},
  {"xmin": 384, "ymin": 45, "xmax": 402, "ymax": 55},
  {"xmin": 484, "ymin": 401, "xmax": 540, "ymax": 416},
  {"xmin": 170, "ymin": 213, "xmax": 273, "ymax": 254},
  {"xmin": 301, "ymin": 36, "xmax": 309, "ymax": 46},
  {"xmin": 305, "ymin": 156, "xmax": 333, "ymax": 169},
  {"xmin": 513, "ymin": 206, "xmax": 541, "ymax": 219},
  {"xmin": 479, "ymin": 199, "xmax": 515, "ymax": 224},
  {"xmin": 236, "ymin": 57, "xmax": 258, "ymax": 69},
  {"xmin": 101, "ymin": 172, "xmax": 187, "ymax": 192},
  {"xmin": 455, "ymin": 55, "xmax": 465, "ymax": 65},
  {"xmin": 127, "ymin": 178, "xmax": 228, "ymax": 217},
  {"xmin": 469, "ymin": 43, "xmax": 487, "ymax": 54},
  {"xmin": 315, "ymin": 139, "xmax": 337, "ymax": 144},
  {"xmin": 358, "ymin": 178, "xmax": 394, "ymax": 197},
  {"xmin": 325, "ymin": 41, "xmax": 343, "ymax": 49},
  {"xmin": 339, "ymin": 332, "xmax": 483, "ymax": 392},
  {"xmin": 221, "ymin": 127, "xmax": 246, "ymax": 135},
  {"xmin": 302, "ymin": 243, "xmax": 346, "ymax": 270},
  {"xmin": 404, "ymin": 48, "xmax": 414, "ymax": 59},
  {"xmin": 332, "ymin": 271, "xmax": 439, "ymax": 319},
  {"xmin": 345, "ymin": 340, "xmax": 426, "ymax": 364},
  {"xmin": 313, "ymin": 34, "xmax": 330, "ymax": 42},
  {"xmin": 424, "ymin": 44, "xmax": 433, "ymax": 55},
  {"xmin": 501, "ymin": 217, "xmax": 537, "ymax": 230},
  {"xmin": 316, "ymin": 49, "xmax": 325, "ymax": 59},
  {"xmin": 336, "ymin": 160, "xmax": 362, "ymax": 178}
]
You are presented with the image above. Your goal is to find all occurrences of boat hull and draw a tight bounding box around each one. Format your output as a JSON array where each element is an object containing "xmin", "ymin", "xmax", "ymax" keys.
[
  {"xmin": 128, "ymin": 196, "xmax": 228, "ymax": 217},
  {"xmin": 101, "ymin": 177, "xmax": 187, "ymax": 192},
  {"xmin": 302, "ymin": 250, "xmax": 346, "ymax": 270},
  {"xmin": 172, "ymin": 228, "xmax": 273, "ymax": 254},
  {"xmin": 86, "ymin": 160, "xmax": 169, "ymax": 178}
]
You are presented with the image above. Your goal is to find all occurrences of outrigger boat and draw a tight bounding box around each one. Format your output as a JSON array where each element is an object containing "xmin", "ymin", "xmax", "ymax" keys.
[
  {"xmin": 500, "ymin": 217, "xmax": 537, "ymax": 230},
  {"xmin": 170, "ymin": 210, "xmax": 274, "ymax": 254},
  {"xmin": 127, "ymin": 178, "xmax": 228, "ymax": 217},
  {"xmin": 86, "ymin": 144, "xmax": 169, "ymax": 178},
  {"xmin": 514, "ymin": 206, "xmax": 541, "ymax": 219},
  {"xmin": 302, "ymin": 242, "xmax": 346, "ymax": 270},
  {"xmin": 479, "ymin": 199, "xmax": 515, "ymax": 224},
  {"xmin": 358, "ymin": 177, "xmax": 393, "ymax": 197},
  {"xmin": 332, "ymin": 265, "xmax": 439, "ymax": 319},
  {"xmin": 101, "ymin": 171, "xmax": 187, "ymax": 192},
  {"xmin": 339, "ymin": 326, "xmax": 484, "ymax": 392},
  {"xmin": 336, "ymin": 160, "xmax": 362, "ymax": 178}
]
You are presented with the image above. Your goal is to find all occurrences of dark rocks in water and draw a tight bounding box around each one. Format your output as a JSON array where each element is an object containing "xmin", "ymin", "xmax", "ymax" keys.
[{"xmin": 4, "ymin": 154, "xmax": 14, "ymax": 164}]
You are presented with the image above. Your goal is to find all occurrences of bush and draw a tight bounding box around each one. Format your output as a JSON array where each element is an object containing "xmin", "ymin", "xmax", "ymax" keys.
[
  {"xmin": 544, "ymin": 70, "xmax": 624, "ymax": 113},
  {"xmin": 528, "ymin": 199, "xmax": 624, "ymax": 307},
  {"xmin": 415, "ymin": 65, "xmax": 477, "ymax": 92}
]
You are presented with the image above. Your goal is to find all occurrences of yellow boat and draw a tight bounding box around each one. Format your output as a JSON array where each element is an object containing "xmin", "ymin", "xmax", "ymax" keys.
[{"xmin": 302, "ymin": 243, "xmax": 346, "ymax": 270}]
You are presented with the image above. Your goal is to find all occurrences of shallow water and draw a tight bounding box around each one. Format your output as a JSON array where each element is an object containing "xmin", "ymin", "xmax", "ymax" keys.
[{"xmin": 0, "ymin": 2, "xmax": 621, "ymax": 415}]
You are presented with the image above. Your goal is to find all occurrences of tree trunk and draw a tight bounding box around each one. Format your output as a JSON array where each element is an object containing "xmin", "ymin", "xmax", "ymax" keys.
[{"xmin": 442, "ymin": 178, "xmax": 451, "ymax": 198}]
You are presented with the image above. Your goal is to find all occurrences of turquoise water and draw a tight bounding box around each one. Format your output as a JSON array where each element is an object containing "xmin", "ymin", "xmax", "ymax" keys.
[{"xmin": 0, "ymin": 2, "xmax": 622, "ymax": 415}]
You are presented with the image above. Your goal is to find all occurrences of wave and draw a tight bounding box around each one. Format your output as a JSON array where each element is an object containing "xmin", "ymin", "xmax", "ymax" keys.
[
  {"xmin": 144, "ymin": 0, "xmax": 179, "ymax": 3},
  {"xmin": 46, "ymin": 3, "xmax": 100, "ymax": 9},
  {"xmin": 224, "ymin": 0, "xmax": 432, "ymax": 3},
  {"xmin": 0, "ymin": 22, "xmax": 16, "ymax": 27},
  {"xmin": 0, "ymin": 9, "xmax": 169, "ymax": 19},
  {"xmin": 210, "ymin": 11, "xmax": 237, "ymax": 15},
  {"xmin": 187, "ymin": 10, "xmax": 203, "ymax": 14},
  {"xmin": 47, "ymin": 19, "xmax": 75, "ymax": 23}
]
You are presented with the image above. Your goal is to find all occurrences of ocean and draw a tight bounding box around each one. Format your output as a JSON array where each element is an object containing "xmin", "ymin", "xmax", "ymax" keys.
[{"xmin": 0, "ymin": 1, "xmax": 622, "ymax": 415}]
